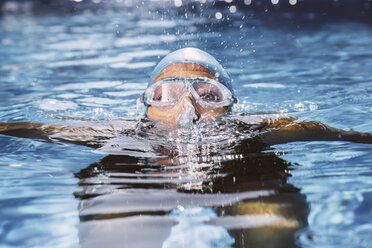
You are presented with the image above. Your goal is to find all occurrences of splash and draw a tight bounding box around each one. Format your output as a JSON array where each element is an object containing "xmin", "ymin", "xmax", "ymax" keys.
[
  {"xmin": 177, "ymin": 99, "xmax": 198, "ymax": 128},
  {"xmin": 162, "ymin": 207, "xmax": 235, "ymax": 248}
]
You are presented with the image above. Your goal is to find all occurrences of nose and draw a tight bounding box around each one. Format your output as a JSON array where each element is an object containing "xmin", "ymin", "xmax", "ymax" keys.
[
  {"xmin": 174, "ymin": 94, "xmax": 199, "ymax": 127},
  {"xmin": 177, "ymin": 94, "xmax": 200, "ymax": 115}
]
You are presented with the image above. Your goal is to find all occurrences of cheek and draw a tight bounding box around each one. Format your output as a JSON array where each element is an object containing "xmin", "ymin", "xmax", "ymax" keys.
[
  {"xmin": 147, "ymin": 106, "xmax": 168, "ymax": 119},
  {"xmin": 147, "ymin": 106, "xmax": 180, "ymax": 122},
  {"xmin": 197, "ymin": 107, "xmax": 229, "ymax": 118}
]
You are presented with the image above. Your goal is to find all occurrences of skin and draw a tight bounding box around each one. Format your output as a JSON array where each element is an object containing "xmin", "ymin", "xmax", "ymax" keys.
[{"xmin": 147, "ymin": 63, "xmax": 229, "ymax": 126}]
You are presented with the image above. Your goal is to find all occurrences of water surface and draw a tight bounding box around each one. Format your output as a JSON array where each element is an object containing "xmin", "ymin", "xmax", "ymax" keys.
[{"xmin": 1, "ymin": 1, "xmax": 372, "ymax": 247}]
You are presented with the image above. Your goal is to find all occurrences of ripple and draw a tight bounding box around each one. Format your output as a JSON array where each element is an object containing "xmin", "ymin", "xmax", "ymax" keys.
[
  {"xmin": 48, "ymin": 38, "xmax": 108, "ymax": 50},
  {"xmin": 104, "ymin": 90, "xmax": 143, "ymax": 97},
  {"xmin": 56, "ymin": 93, "xmax": 81, "ymax": 99},
  {"xmin": 243, "ymin": 83, "xmax": 286, "ymax": 88},
  {"xmin": 38, "ymin": 99, "xmax": 78, "ymax": 111},
  {"xmin": 55, "ymin": 81, "xmax": 122, "ymax": 91},
  {"xmin": 116, "ymin": 83, "xmax": 147, "ymax": 90},
  {"xmin": 138, "ymin": 20, "xmax": 177, "ymax": 28},
  {"xmin": 78, "ymin": 189, "xmax": 275, "ymax": 216},
  {"xmin": 47, "ymin": 55, "xmax": 131, "ymax": 68},
  {"xmin": 114, "ymin": 35, "xmax": 176, "ymax": 47},
  {"xmin": 109, "ymin": 61, "xmax": 155, "ymax": 69},
  {"xmin": 76, "ymin": 97, "xmax": 125, "ymax": 106}
]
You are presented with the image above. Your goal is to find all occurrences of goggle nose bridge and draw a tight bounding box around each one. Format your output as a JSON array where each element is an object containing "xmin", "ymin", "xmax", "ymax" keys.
[{"xmin": 180, "ymin": 81, "xmax": 198, "ymax": 99}]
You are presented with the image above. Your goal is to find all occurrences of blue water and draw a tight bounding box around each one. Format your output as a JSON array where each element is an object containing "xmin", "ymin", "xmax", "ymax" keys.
[{"xmin": 1, "ymin": 1, "xmax": 372, "ymax": 247}]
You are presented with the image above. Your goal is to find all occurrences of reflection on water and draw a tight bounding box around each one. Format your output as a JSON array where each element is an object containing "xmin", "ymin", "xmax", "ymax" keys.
[
  {"xmin": 164, "ymin": 207, "xmax": 235, "ymax": 248},
  {"xmin": 73, "ymin": 120, "xmax": 308, "ymax": 248}
]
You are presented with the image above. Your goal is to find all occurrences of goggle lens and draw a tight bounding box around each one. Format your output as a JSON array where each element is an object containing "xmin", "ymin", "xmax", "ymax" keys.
[
  {"xmin": 192, "ymin": 82, "xmax": 224, "ymax": 103},
  {"xmin": 152, "ymin": 82, "xmax": 186, "ymax": 103}
]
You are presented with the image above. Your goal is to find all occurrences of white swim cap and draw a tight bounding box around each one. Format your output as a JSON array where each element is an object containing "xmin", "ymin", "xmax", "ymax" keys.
[{"xmin": 148, "ymin": 47, "xmax": 233, "ymax": 93}]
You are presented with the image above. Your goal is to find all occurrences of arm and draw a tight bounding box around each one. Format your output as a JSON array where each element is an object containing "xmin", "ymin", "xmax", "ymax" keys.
[
  {"xmin": 0, "ymin": 122, "xmax": 59, "ymax": 140},
  {"xmin": 257, "ymin": 118, "xmax": 372, "ymax": 146},
  {"xmin": 0, "ymin": 121, "xmax": 132, "ymax": 148}
]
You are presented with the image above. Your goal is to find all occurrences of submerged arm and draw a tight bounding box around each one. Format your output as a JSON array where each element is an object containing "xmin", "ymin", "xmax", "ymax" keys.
[{"xmin": 257, "ymin": 118, "xmax": 372, "ymax": 146}]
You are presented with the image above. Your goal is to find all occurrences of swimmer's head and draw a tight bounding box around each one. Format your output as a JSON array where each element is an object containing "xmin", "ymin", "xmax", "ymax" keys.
[{"xmin": 142, "ymin": 47, "xmax": 235, "ymax": 127}]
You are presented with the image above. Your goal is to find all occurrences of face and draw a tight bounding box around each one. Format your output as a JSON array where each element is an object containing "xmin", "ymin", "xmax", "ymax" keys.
[{"xmin": 146, "ymin": 63, "xmax": 230, "ymax": 127}]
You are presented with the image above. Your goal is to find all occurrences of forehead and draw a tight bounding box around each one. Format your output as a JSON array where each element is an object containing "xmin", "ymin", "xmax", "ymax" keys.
[{"xmin": 152, "ymin": 63, "xmax": 218, "ymax": 84}]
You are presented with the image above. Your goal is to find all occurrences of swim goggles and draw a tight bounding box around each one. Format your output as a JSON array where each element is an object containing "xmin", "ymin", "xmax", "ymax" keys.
[{"xmin": 142, "ymin": 77, "xmax": 235, "ymax": 109}]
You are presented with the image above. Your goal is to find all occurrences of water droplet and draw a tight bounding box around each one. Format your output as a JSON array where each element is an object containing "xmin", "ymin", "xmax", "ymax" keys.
[
  {"xmin": 215, "ymin": 12, "xmax": 222, "ymax": 19},
  {"xmin": 174, "ymin": 0, "xmax": 182, "ymax": 7},
  {"xmin": 229, "ymin": 5, "xmax": 237, "ymax": 13}
]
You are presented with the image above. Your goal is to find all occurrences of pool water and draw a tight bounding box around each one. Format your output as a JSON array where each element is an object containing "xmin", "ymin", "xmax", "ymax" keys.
[{"xmin": 1, "ymin": 1, "xmax": 372, "ymax": 247}]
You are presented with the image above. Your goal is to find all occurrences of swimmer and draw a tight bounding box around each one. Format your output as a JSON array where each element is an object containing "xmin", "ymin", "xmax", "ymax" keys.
[{"xmin": 0, "ymin": 47, "xmax": 372, "ymax": 146}]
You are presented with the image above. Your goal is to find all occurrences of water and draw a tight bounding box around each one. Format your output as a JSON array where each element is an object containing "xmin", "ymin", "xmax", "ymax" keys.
[{"xmin": 1, "ymin": 1, "xmax": 372, "ymax": 247}]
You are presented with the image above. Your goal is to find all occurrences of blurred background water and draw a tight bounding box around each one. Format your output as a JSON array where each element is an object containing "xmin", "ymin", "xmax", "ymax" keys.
[{"xmin": 1, "ymin": 0, "xmax": 372, "ymax": 247}]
